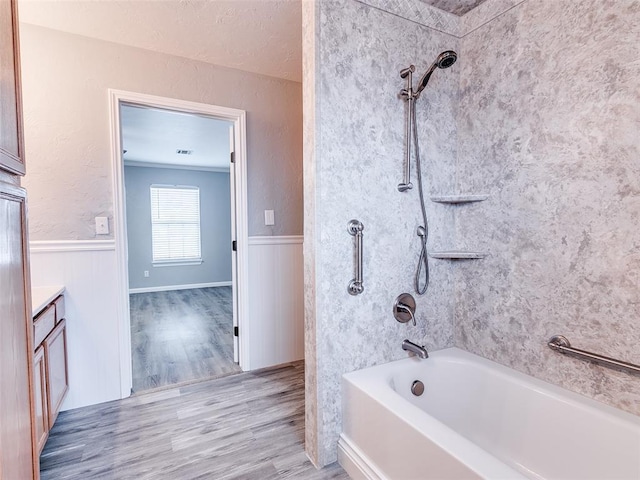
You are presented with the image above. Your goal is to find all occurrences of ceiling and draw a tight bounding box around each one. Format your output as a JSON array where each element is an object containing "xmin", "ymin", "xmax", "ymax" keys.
[
  {"xmin": 17, "ymin": 0, "xmax": 303, "ymax": 82},
  {"xmin": 120, "ymin": 105, "xmax": 232, "ymax": 170}
]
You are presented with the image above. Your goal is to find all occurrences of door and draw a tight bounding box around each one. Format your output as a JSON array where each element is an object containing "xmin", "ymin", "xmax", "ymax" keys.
[
  {"xmin": 0, "ymin": 0, "xmax": 26, "ymax": 175},
  {"xmin": 229, "ymin": 126, "xmax": 239, "ymax": 363},
  {"xmin": 0, "ymin": 183, "xmax": 36, "ymax": 479}
]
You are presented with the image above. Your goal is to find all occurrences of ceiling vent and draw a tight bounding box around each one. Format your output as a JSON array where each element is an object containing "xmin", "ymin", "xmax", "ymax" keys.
[{"xmin": 176, "ymin": 149, "xmax": 193, "ymax": 155}]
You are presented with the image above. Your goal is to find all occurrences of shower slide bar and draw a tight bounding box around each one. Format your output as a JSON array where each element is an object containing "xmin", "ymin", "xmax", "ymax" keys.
[
  {"xmin": 347, "ymin": 219, "xmax": 364, "ymax": 296},
  {"xmin": 548, "ymin": 335, "xmax": 640, "ymax": 376}
]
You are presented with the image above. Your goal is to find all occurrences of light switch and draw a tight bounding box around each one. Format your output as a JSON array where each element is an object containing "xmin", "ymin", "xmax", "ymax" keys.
[
  {"xmin": 264, "ymin": 210, "xmax": 275, "ymax": 226},
  {"xmin": 95, "ymin": 216, "xmax": 109, "ymax": 235}
]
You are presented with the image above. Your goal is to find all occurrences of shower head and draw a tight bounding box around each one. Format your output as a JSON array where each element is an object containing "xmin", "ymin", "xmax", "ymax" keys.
[{"xmin": 415, "ymin": 50, "xmax": 458, "ymax": 97}]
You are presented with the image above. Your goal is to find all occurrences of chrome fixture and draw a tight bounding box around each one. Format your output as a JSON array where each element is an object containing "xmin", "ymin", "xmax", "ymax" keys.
[
  {"xmin": 393, "ymin": 293, "xmax": 416, "ymax": 326},
  {"xmin": 411, "ymin": 380, "xmax": 425, "ymax": 396},
  {"xmin": 347, "ymin": 219, "xmax": 364, "ymax": 295},
  {"xmin": 398, "ymin": 50, "xmax": 457, "ymax": 296},
  {"xmin": 548, "ymin": 335, "xmax": 640, "ymax": 376},
  {"xmin": 402, "ymin": 339, "xmax": 429, "ymax": 359}
]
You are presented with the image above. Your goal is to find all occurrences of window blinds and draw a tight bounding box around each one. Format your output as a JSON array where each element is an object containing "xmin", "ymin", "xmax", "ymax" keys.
[{"xmin": 150, "ymin": 185, "xmax": 201, "ymax": 263}]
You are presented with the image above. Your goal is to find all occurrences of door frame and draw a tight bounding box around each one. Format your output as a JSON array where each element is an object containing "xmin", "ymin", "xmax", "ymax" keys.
[{"xmin": 108, "ymin": 89, "xmax": 250, "ymax": 398}]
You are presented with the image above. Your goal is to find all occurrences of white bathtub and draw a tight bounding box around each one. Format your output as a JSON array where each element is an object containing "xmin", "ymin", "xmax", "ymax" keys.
[{"xmin": 338, "ymin": 348, "xmax": 640, "ymax": 480}]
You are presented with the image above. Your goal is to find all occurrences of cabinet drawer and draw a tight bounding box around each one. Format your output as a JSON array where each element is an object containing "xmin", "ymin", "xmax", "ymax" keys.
[
  {"xmin": 34, "ymin": 305, "xmax": 55, "ymax": 346},
  {"xmin": 54, "ymin": 295, "xmax": 65, "ymax": 322}
]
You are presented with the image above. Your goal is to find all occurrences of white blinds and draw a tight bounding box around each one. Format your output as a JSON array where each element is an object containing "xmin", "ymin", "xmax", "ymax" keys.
[{"xmin": 150, "ymin": 185, "xmax": 202, "ymax": 263}]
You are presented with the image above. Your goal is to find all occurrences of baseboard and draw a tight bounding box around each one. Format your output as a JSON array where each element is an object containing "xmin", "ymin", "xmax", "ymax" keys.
[
  {"xmin": 129, "ymin": 281, "xmax": 232, "ymax": 294},
  {"xmin": 337, "ymin": 435, "xmax": 386, "ymax": 480}
]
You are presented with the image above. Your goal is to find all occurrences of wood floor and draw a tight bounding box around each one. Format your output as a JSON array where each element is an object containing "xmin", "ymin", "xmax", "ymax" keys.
[
  {"xmin": 130, "ymin": 287, "xmax": 241, "ymax": 393},
  {"xmin": 40, "ymin": 362, "xmax": 349, "ymax": 479}
]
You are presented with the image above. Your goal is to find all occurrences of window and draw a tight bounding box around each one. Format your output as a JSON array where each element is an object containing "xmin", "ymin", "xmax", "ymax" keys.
[{"xmin": 150, "ymin": 185, "xmax": 202, "ymax": 265}]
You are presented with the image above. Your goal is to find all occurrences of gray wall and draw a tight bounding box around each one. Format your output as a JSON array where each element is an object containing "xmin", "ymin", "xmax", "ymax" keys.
[
  {"xmin": 455, "ymin": 0, "xmax": 640, "ymax": 415},
  {"xmin": 125, "ymin": 166, "xmax": 231, "ymax": 290},
  {"xmin": 305, "ymin": 0, "xmax": 640, "ymax": 467},
  {"xmin": 20, "ymin": 23, "xmax": 302, "ymax": 240},
  {"xmin": 304, "ymin": 0, "xmax": 458, "ymax": 466}
]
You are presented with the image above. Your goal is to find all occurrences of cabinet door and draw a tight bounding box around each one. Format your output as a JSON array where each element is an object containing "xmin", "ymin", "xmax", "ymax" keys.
[
  {"xmin": 44, "ymin": 319, "xmax": 68, "ymax": 428},
  {"xmin": 34, "ymin": 346, "xmax": 49, "ymax": 453},
  {"xmin": 0, "ymin": 0, "xmax": 25, "ymax": 175},
  {"xmin": 0, "ymin": 183, "xmax": 36, "ymax": 479}
]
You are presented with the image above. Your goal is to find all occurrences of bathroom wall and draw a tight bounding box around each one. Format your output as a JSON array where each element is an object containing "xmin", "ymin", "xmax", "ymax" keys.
[
  {"xmin": 306, "ymin": 0, "xmax": 640, "ymax": 468},
  {"xmin": 455, "ymin": 0, "xmax": 640, "ymax": 414},
  {"xmin": 19, "ymin": 23, "xmax": 303, "ymax": 239},
  {"xmin": 304, "ymin": 0, "xmax": 459, "ymax": 466},
  {"xmin": 124, "ymin": 166, "xmax": 232, "ymax": 290}
]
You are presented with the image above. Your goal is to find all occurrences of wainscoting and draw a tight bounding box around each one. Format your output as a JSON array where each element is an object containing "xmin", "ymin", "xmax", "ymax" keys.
[
  {"xmin": 248, "ymin": 236, "xmax": 304, "ymax": 369},
  {"xmin": 30, "ymin": 235, "xmax": 304, "ymax": 410},
  {"xmin": 30, "ymin": 240, "xmax": 122, "ymax": 410}
]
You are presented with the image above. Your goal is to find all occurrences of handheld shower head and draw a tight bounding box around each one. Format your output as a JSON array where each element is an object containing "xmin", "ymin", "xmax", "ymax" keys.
[{"xmin": 415, "ymin": 50, "xmax": 457, "ymax": 97}]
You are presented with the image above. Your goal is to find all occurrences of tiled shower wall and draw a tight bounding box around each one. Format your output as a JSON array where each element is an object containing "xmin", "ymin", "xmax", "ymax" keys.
[
  {"xmin": 304, "ymin": 0, "xmax": 459, "ymax": 466},
  {"xmin": 305, "ymin": 0, "xmax": 640, "ymax": 467},
  {"xmin": 455, "ymin": 0, "xmax": 640, "ymax": 413}
]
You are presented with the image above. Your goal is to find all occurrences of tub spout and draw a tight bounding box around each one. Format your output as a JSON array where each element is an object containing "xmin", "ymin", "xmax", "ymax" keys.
[{"xmin": 402, "ymin": 339, "xmax": 429, "ymax": 359}]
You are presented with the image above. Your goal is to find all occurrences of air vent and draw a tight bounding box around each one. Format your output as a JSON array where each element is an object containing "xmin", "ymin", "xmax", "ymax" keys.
[{"xmin": 176, "ymin": 149, "xmax": 193, "ymax": 155}]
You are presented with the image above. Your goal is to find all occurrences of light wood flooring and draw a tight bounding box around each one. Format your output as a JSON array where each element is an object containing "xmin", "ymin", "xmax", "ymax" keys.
[
  {"xmin": 40, "ymin": 362, "xmax": 349, "ymax": 479},
  {"xmin": 130, "ymin": 287, "xmax": 241, "ymax": 393}
]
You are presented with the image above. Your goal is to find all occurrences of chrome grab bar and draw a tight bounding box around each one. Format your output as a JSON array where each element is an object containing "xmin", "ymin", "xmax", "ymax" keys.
[
  {"xmin": 347, "ymin": 220, "xmax": 364, "ymax": 295},
  {"xmin": 548, "ymin": 335, "xmax": 640, "ymax": 376}
]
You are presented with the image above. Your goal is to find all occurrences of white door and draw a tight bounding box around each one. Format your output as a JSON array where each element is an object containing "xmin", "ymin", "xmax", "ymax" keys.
[{"xmin": 229, "ymin": 125, "xmax": 239, "ymax": 363}]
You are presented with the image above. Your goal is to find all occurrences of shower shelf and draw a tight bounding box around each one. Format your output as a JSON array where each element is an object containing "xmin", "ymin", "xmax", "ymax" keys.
[
  {"xmin": 430, "ymin": 194, "xmax": 488, "ymax": 204},
  {"xmin": 429, "ymin": 251, "xmax": 488, "ymax": 259}
]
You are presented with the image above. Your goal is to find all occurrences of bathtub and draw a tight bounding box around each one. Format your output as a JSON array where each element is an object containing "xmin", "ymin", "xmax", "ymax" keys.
[{"xmin": 338, "ymin": 348, "xmax": 640, "ymax": 480}]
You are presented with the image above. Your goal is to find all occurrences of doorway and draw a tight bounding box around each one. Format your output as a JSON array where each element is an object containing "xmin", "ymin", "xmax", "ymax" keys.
[{"xmin": 109, "ymin": 90, "xmax": 250, "ymax": 397}]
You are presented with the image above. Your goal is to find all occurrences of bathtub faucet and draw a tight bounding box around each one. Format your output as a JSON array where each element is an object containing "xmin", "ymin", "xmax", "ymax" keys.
[{"xmin": 402, "ymin": 339, "xmax": 428, "ymax": 359}]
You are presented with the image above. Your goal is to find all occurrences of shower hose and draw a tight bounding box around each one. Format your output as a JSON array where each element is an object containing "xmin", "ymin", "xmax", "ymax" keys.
[{"xmin": 411, "ymin": 100, "xmax": 429, "ymax": 295}]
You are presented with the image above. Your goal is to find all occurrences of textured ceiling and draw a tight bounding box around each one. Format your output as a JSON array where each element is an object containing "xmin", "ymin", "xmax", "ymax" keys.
[
  {"xmin": 17, "ymin": 0, "xmax": 302, "ymax": 82},
  {"xmin": 121, "ymin": 105, "xmax": 232, "ymax": 170},
  {"xmin": 420, "ymin": 0, "xmax": 488, "ymax": 16}
]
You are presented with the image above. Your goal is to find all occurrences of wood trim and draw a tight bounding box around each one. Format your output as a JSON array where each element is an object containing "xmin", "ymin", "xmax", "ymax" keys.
[
  {"xmin": 248, "ymin": 235, "xmax": 304, "ymax": 246},
  {"xmin": 30, "ymin": 240, "xmax": 116, "ymax": 253}
]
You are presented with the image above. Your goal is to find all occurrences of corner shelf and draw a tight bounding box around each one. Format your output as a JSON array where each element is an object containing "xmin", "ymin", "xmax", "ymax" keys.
[
  {"xmin": 430, "ymin": 194, "xmax": 488, "ymax": 204},
  {"xmin": 430, "ymin": 251, "xmax": 488, "ymax": 260}
]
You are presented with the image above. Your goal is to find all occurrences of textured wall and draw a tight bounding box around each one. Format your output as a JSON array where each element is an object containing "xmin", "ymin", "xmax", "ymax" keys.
[
  {"xmin": 304, "ymin": 0, "xmax": 459, "ymax": 466},
  {"xmin": 455, "ymin": 0, "xmax": 640, "ymax": 414},
  {"xmin": 124, "ymin": 166, "xmax": 232, "ymax": 290},
  {"xmin": 19, "ymin": 24, "xmax": 303, "ymax": 240},
  {"xmin": 307, "ymin": 0, "xmax": 640, "ymax": 468}
]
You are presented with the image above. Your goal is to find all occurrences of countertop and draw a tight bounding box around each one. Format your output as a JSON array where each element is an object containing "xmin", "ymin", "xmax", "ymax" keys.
[{"xmin": 32, "ymin": 285, "xmax": 65, "ymax": 317}]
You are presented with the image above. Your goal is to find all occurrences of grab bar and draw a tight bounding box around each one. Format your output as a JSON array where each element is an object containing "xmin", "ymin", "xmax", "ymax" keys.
[
  {"xmin": 548, "ymin": 335, "xmax": 640, "ymax": 376},
  {"xmin": 347, "ymin": 220, "xmax": 364, "ymax": 295}
]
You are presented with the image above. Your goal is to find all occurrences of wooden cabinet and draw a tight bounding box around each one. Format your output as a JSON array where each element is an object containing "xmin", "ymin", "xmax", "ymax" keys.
[
  {"xmin": 0, "ymin": 183, "xmax": 36, "ymax": 479},
  {"xmin": 32, "ymin": 293, "xmax": 69, "ymax": 453},
  {"xmin": 44, "ymin": 319, "xmax": 69, "ymax": 429},
  {"xmin": 0, "ymin": 0, "xmax": 25, "ymax": 175},
  {"xmin": 33, "ymin": 346, "xmax": 49, "ymax": 453}
]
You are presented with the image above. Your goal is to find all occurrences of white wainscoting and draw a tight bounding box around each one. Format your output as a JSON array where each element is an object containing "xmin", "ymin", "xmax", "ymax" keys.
[
  {"xmin": 247, "ymin": 235, "xmax": 304, "ymax": 369},
  {"xmin": 29, "ymin": 236, "xmax": 303, "ymax": 410},
  {"xmin": 29, "ymin": 240, "xmax": 123, "ymax": 411}
]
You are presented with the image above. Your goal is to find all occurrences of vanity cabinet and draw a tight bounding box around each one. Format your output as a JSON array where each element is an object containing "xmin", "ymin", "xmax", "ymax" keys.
[{"xmin": 32, "ymin": 292, "xmax": 69, "ymax": 452}]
